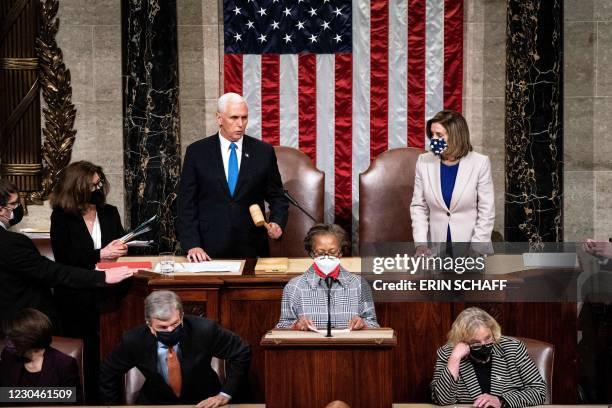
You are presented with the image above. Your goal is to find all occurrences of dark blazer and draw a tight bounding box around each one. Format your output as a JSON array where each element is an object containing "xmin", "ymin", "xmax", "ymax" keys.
[
  {"xmin": 177, "ymin": 134, "xmax": 289, "ymax": 258},
  {"xmin": 0, "ymin": 347, "xmax": 82, "ymax": 403},
  {"xmin": 50, "ymin": 204, "xmax": 125, "ymax": 270},
  {"xmin": 431, "ymin": 336, "xmax": 547, "ymax": 407},
  {"xmin": 99, "ymin": 315, "xmax": 251, "ymax": 404},
  {"xmin": 0, "ymin": 227, "xmax": 106, "ymax": 328}
]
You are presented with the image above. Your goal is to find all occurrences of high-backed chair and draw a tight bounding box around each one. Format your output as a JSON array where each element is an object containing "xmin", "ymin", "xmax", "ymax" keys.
[
  {"xmin": 0, "ymin": 336, "xmax": 85, "ymax": 400},
  {"xmin": 269, "ymin": 146, "xmax": 324, "ymax": 257},
  {"xmin": 123, "ymin": 357, "xmax": 225, "ymax": 404},
  {"xmin": 358, "ymin": 147, "xmax": 423, "ymax": 254},
  {"xmin": 514, "ymin": 336, "xmax": 554, "ymax": 403}
]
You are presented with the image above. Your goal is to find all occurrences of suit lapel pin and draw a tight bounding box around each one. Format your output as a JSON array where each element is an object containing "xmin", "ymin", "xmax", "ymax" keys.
[{"xmin": 245, "ymin": 153, "xmax": 249, "ymax": 158}]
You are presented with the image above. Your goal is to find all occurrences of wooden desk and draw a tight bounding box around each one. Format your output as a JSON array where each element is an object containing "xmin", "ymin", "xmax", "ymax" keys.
[
  {"xmin": 262, "ymin": 329, "xmax": 396, "ymax": 408},
  {"xmin": 100, "ymin": 257, "xmax": 578, "ymax": 404}
]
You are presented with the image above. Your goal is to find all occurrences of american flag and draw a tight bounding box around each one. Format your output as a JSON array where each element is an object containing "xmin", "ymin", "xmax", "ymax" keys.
[{"xmin": 223, "ymin": 0, "xmax": 463, "ymax": 244}]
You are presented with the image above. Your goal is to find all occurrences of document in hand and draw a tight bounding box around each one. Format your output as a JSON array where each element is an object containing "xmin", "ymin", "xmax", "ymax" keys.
[{"xmin": 119, "ymin": 215, "xmax": 157, "ymax": 243}]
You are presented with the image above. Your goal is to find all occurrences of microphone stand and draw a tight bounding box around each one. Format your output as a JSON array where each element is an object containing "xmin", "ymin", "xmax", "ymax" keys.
[
  {"xmin": 283, "ymin": 189, "xmax": 317, "ymax": 223},
  {"xmin": 325, "ymin": 276, "xmax": 334, "ymax": 337}
]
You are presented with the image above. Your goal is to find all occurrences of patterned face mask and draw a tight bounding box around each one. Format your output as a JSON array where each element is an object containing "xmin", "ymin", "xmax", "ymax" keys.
[{"xmin": 429, "ymin": 137, "xmax": 448, "ymax": 156}]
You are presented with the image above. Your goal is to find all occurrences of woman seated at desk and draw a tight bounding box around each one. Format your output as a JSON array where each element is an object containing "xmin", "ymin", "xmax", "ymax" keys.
[
  {"xmin": 431, "ymin": 307, "xmax": 546, "ymax": 407},
  {"xmin": 276, "ymin": 224, "xmax": 378, "ymax": 331},
  {"xmin": 0, "ymin": 308, "xmax": 82, "ymax": 403}
]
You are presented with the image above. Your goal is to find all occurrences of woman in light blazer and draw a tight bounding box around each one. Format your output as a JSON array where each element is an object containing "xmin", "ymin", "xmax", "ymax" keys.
[{"xmin": 410, "ymin": 110, "xmax": 494, "ymax": 254}]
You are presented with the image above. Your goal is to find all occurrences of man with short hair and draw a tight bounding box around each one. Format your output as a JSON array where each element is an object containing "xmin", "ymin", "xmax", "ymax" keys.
[
  {"xmin": 177, "ymin": 92, "xmax": 289, "ymax": 261},
  {"xmin": 99, "ymin": 290, "xmax": 250, "ymax": 407},
  {"xmin": 0, "ymin": 179, "xmax": 133, "ymax": 329}
]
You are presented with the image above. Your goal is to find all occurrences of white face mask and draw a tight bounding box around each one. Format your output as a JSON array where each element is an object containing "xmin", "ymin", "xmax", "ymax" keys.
[{"xmin": 314, "ymin": 256, "xmax": 341, "ymax": 275}]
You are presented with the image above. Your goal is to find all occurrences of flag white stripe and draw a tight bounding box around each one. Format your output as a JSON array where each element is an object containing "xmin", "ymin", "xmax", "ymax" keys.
[
  {"xmin": 316, "ymin": 55, "xmax": 336, "ymax": 224},
  {"xmin": 425, "ymin": 0, "xmax": 445, "ymax": 124},
  {"xmin": 279, "ymin": 54, "xmax": 299, "ymax": 148},
  {"xmin": 352, "ymin": 0, "xmax": 371, "ymax": 251},
  {"xmin": 243, "ymin": 55, "xmax": 262, "ymax": 139},
  {"xmin": 388, "ymin": 0, "xmax": 408, "ymax": 149}
]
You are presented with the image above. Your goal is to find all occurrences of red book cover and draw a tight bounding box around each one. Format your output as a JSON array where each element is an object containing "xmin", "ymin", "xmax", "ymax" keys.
[{"xmin": 95, "ymin": 261, "xmax": 152, "ymax": 270}]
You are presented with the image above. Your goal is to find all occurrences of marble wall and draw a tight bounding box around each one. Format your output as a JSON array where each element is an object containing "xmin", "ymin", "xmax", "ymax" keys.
[
  {"xmin": 123, "ymin": 0, "xmax": 181, "ymax": 252},
  {"xmin": 462, "ymin": 0, "xmax": 507, "ymax": 238},
  {"xmin": 564, "ymin": 0, "xmax": 612, "ymax": 242},
  {"xmin": 505, "ymin": 0, "xmax": 563, "ymax": 243},
  {"xmin": 177, "ymin": 0, "xmax": 222, "ymax": 155},
  {"xmin": 18, "ymin": 0, "xmax": 123, "ymax": 231}
]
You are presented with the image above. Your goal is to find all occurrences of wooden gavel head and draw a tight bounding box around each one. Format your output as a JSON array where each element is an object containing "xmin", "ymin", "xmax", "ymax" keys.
[{"xmin": 249, "ymin": 204, "xmax": 269, "ymax": 228}]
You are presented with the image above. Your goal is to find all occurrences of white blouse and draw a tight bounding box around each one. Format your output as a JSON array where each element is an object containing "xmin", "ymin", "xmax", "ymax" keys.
[{"xmin": 91, "ymin": 212, "xmax": 102, "ymax": 250}]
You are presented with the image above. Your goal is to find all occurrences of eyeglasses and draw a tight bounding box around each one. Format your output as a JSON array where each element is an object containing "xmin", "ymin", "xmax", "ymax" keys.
[
  {"xmin": 311, "ymin": 250, "xmax": 341, "ymax": 258},
  {"xmin": 93, "ymin": 180, "xmax": 104, "ymax": 191},
  {"xmin": 469, "ymin": 342, "xmax": 494, "ymax": 351}
]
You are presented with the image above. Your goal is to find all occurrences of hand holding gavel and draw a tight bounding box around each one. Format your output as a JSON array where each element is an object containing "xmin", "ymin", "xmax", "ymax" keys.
[{"xmin": 249, "ymin": 204, "xmax": 283, "ymax": 239}]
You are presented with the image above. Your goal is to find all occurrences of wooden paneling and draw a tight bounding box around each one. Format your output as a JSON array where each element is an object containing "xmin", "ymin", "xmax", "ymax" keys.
[{"xmin": 100, "ymin": 271, "xmax": 579, "ymax": 404}]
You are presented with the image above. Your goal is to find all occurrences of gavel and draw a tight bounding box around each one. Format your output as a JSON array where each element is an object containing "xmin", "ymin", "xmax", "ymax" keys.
[{"xmin": 249, "ymin": 204, "xmax": 270, "ymax": 230}]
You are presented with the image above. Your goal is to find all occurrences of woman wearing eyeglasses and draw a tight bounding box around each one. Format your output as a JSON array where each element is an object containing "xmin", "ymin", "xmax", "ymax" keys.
[
  {"xmin": 431, "ymin": 307, "xmax": 546, "ymax": 408},
  {"xmin": 49, "ymin": 160, "xmax": 127, "ymax": 402},
  {"xmin": 276, "ymin": 224, "xmax": 379, "ymax": 331}
]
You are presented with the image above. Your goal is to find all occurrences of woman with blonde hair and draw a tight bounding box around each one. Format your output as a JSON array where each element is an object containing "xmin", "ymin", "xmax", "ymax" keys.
[{"xmin": 431, "ymin": 307, "xmax": 546, "ymax": 407}]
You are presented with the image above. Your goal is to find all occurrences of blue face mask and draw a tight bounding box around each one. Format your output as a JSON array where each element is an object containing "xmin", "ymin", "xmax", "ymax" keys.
[{"xmin": 429, "ymin": 137, "xmax": 448, "ymax": 156}]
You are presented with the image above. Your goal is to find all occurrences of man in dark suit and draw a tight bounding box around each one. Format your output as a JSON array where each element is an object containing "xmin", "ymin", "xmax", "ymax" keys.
[
  {"xmin": 0, "ymin": 179, "xmax": 133, "ymax": 330},
  {"xmin": 99, "ymin": 290, "xmax": 250, "ymax": 407},
  {"xmin": 177, "ymin": 92, "xmax": 289, "ymax": 261}
]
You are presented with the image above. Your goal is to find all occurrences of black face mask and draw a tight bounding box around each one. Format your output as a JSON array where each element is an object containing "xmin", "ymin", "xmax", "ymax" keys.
[
  {"xmin": 88, "ymin": 189, "xmax": 105, "ymax": 206},
  {"xmin": 470, "ymin": 342, "xmax": 494, "ymax": 362},
  {"xmin": 155, "ymin": 324, "xmax": 185, "ymax": 347},
  {"xmin": 9, "ymin": 205, "xmax": 24, "ymax": 226}
]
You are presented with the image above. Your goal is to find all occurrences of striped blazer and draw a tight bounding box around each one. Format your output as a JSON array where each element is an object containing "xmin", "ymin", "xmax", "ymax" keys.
[{"xmin": 431, "ymin": 336, "xmax": 547, "ymax": 407}]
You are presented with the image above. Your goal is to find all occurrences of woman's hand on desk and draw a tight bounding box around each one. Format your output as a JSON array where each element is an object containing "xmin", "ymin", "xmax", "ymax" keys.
[
  {"xmin": 415, "ymin": 245, "xmax": 431, "ymax": 257},
  {"xmin": 104, "ymin": 266, "xmax": 135, "ymax": 284},
  {"xmin": 292, "ymin": 315, "xmax": 317, "ymax": 331},
  {"xmin": 348, "ymin": 315, "xmax": 366, "ymax": 330},
  {"xmin": 101, "ymin": 239, "xmax": 128, "ymax": 260},
  {"xmin": 473, "ymin": 393, "xmax": 502, "ymax": 408}
]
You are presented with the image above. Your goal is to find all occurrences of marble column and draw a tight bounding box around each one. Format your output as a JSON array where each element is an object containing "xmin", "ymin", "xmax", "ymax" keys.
[
  {"xmin": 122, "ymin": 0, "xmax": 181, "ymax": 252},
  {"xmin": 505, "ymin": 0, "xmax": 563, "ymax": 244}
]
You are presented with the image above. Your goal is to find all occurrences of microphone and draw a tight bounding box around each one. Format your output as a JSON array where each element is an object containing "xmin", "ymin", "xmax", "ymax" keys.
[
  {"xmin": 324, "ymin": 276, "xmax": 336, "ymax": 338},
  {"xmin": 283, "ymin": 189, "xmax": 317, "ymax": 223}
]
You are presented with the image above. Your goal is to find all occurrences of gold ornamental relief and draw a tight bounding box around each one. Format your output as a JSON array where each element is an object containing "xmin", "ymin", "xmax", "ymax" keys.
[{"xmin": 28, "ymin": 0, "xmax": 77, "ymax": 205}]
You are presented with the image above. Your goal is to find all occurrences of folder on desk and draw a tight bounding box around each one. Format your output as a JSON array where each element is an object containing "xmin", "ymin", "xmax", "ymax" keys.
[{"xmin": 96, "ymin": 261, "xmax": 153, "ymax": 270}]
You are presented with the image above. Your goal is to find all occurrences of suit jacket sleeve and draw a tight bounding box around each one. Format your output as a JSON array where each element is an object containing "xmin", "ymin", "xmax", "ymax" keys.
[
  {"xmin": 99, "ymin": 336, "xmax": 136, "ymax": 404},
  {"xmin": 208, "ymin": 321, "xmax": 251, "ymax": 397},
  {"xmin": 410, "ymin": 155, "xmax": 430, "ymax": 245},
  {"xmin": 471, "ymin": 155, "xmax": 495, "ymax": 243},
  {"xmin": 8, "ymin": 233, "xmax": 106, "ymax": 288},
  {"xmin": 110, "ymin": 205, "xmax": 126, "ymax": 241},
  {"xmin": 430, "ymin": 346, "xmax": 459, "ymax": 405},
  {"xmin": 276, "ymin": 279, "xmax": 301, "ymax": 328},
  {"xmin": 177, "ymin": 145, "xmax": 202, "ymax": 251},
  {"xmin": 500, "ymin": 341, "xmax": 547, "ymax": 407},
  {"xmin": 358, "ymin": 276, "xmax": 379, "ymax": 328},
  {"xmin": 265, "ymin": 147, "xmax": 289, "ymax": 229},
  {"xmin": 51, "ymin": 210, "xmax": 101, "ymax": 267}
]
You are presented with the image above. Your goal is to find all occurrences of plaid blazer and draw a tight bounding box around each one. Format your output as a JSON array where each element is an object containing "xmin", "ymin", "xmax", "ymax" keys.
[{"xmin": 276, "ymin": 266, "xmax": 379, "ymax": 329}]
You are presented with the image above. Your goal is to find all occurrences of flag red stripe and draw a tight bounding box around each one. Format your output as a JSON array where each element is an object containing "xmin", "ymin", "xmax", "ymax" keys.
[
  {"xmin": 370, "ymin": 0, "xmax": 389, "ymax": 159},
  {"xmin": 335, "ymin": 54, "xmax": 353, "ymax": 236},
  {"xmin": 298, "ymin": 54, "xmax": 317, "ymax": 164},
  {"xmin": 261, "ymin": 55, "xmax": 280, "ymax": 145},
  {"xmin": 407, "ymin": 0, "xmax": 426, "ymax": 148},
  {"xmin": 443, "ymin": 0, "xmax": 463, "ymax": 113},
  {"xmin": 223, "ymin": 54, "xmax": 243, "ymax": 95}
]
